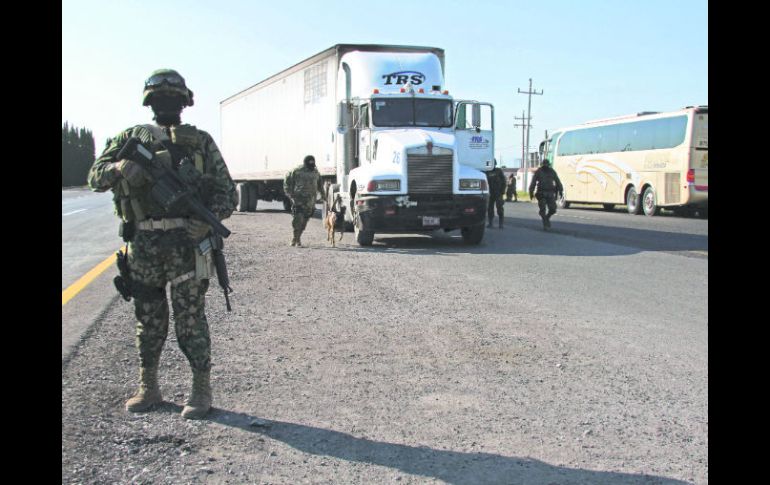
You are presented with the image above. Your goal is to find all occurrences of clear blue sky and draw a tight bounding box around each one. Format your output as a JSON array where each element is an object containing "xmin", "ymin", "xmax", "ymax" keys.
[{"xmin": 62, "ymin": 0, "xmax": 707, "ymax": 168}]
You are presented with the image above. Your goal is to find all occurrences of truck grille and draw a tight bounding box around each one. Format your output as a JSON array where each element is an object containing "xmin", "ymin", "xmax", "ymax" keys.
[{"xmin": 407, "ymin": 154, "xmax": 453, "ymax": 194}]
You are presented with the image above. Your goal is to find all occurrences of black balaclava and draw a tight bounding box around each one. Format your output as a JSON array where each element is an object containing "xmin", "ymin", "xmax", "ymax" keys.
[
  {"xmin": 303, "ymin": 155, "xmax": 316, "ymax": 170},
  {"xmin": 150, "ymin": 94, "xmax": 186, "ymax": 126}
]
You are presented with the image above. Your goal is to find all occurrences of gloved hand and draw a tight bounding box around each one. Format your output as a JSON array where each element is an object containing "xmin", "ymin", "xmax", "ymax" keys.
[
  {"xmin": 186, "ymin": 218, "xmax": 211, "ymax": 241},
  {"xmin": 116, "ymin": 159, "xmax": 150, "ymax": 187},
  {"xmin": 529, "ymin": 192, "xmax": 534, "ymax": 200}
]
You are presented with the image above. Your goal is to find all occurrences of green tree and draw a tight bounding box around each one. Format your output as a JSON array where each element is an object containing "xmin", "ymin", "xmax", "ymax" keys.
[{"xmin": 62, "ymin": 121, "xmax": 96, "ymax": 187}]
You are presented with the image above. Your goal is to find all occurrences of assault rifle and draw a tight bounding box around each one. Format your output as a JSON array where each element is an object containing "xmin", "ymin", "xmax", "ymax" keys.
[{"xmin": 116, "ymin": 136, "xmax": 231, "ymax": 239}]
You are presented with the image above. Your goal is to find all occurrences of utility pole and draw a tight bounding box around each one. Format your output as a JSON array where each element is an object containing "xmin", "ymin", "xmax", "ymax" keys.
[
  {"xmin": 514, "ymin": 110, "xmax": 527, "ymax": 171},
  {"xmin": 517, "ymin": 78, "xmax": 543, "ymax": 191}
]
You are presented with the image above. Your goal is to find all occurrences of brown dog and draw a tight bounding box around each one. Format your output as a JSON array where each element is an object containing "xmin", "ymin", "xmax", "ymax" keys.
[{"xmin": 324, "ymin": 195, "xmax": 344, "ymax": 247}]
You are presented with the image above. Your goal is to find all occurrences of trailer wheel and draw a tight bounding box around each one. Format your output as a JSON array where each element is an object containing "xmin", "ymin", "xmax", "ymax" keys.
[
  {"xmin": 246, "ymin": 184, "xmax": 257, "ymax": 211},
  {"xmin": 461, "ymin": 223, "xmax": 485, "ymax": 245},
  {"xmin": 236, "ymin": 183, "xmax": 255, "ymax": 212}
]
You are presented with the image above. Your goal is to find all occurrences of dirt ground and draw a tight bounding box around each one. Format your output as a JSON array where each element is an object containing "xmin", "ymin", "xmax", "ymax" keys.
[{"xmin": 62, "ymin": 207, "xmax": 707, "ymax": 484}]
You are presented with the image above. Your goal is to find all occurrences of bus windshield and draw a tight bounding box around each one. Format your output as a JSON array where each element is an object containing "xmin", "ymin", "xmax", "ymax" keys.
[{"xmin": 372, "ymin": 98, "xmax": 453, "ymax": 128}]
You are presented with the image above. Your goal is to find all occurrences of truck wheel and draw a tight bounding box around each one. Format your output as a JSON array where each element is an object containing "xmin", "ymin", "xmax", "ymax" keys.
[
  {"xmin": 236, "ymin": 183, "xmax": 251, "ymax": 212},
  {"xmin": 642, "ymin": 186, "xmax": 659, "ymax": 216},
  {"xmin": 461, "ymin": 223, "xmax": 485, "ymax": 245},
  {"xmin": 246, "ymin": 184, "xmax": 257, "ymax": 212},
  {"xmin": 354, "ymin": 222, "xmax": 374, "ymax": 246},
  {"xmin": 626, "ymin": 186, "xmax": 641, "ymax": 215}
]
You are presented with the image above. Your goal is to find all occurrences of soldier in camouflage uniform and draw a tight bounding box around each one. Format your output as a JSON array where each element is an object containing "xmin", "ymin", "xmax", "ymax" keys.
[
  {"xmin": 505, "ymin": 173, "xmax": 518, "ymax": 202},
  {"xmin": 88, "ymin": 69, "xmax": 237, "ymax": 419},
  {"xmin": 283, "ymin": 155, "xmax": 323, "ymax": 247},
  {"xmin": 486, "ymin": 159, "xmax": 506, "ymax": 229},
  {"xmin": 528, "ymin": 158, "xmax": 564, "ymax": 230}
]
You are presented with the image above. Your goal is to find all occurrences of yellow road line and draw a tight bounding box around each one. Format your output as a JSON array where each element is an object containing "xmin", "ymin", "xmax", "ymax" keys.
[{"xmin": 62, "ymin": 245, "xmax": 126, "ymax": 306}]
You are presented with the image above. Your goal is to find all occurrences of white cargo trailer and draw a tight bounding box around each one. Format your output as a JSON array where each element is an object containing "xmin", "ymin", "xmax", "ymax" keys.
[{"xmin": 220, "ymin": 44, "xmax": 495, "ymax": 245}]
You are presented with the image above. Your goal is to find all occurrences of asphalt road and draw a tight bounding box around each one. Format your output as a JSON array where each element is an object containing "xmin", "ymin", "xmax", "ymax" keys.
[
  {"xmin": 62, "ymin": 199, "xmax": 708, "ymax": 484},
  {"xmin": 62, "ymin": 187, "xmax": 121, "ymax": 290},
  {"xmin": 500, "ymin": 200, "xmax": 707, "ymax": 259}
]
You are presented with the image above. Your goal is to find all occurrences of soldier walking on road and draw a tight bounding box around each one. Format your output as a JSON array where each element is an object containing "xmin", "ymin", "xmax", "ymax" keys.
[
  {"xmin": 486, "ymin": 159, "xmax": 507, "ymax": 229},
  {"xmin": 506, "ymin": 173, "xmax": 518, "ymax": 202},
  {"xmin": 284, "ymin": 155, "xmax": 323, "ymax": 246},
  {"xmin": 87, "ymin": 69, "xmax": 237, "ymax": 419},
  {"xmin": 528, "ymin": 158, "xmax": 564, "ymax": 230}
]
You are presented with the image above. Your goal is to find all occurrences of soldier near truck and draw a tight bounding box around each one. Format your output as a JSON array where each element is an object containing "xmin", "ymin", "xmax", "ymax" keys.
[
  {"xmin": 528, "ymin": 158, "xmax": 564, "ymax": 231},
  {"xmin": 87, "ymin": 68, "xmax": 237, "ymax": 420},
  {"xmin": 506, "ymin": 173, "xmax": 518, "ymax": 202},
  {"xmin": 485, "ymin": 159, "xmax": 506, "ymax": 229},
  {"xmin": 284, "ymin": 155, "xmax": 323, "ymax": 247}
]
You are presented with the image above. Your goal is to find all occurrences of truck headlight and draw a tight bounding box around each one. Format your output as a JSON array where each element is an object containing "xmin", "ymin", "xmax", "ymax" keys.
[
  {"xmin": 366, "ymin": 179, "xmax": 401, "ymax": 191},
  {"xmin": 459, "ymin": 179, "xmax": 487, "ymax": 190}
]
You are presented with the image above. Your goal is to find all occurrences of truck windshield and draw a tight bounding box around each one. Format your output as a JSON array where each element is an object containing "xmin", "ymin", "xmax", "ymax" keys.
[{"xmin": 372, "ymin": 98, "xmax": 453, "ymax": 128}]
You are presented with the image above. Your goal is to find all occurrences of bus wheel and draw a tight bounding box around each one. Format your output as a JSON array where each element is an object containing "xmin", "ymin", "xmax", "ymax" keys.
[
  {"xmin": 642, "ymin": 187, "xmax": 660, "ymax": 216},
  {"xmin": 626, "ymin": 186, "xmax": 642, "ymax": 215},
  {"xmin": 557, "ymin": 192, "xmax": 570, "ymax": 209}
]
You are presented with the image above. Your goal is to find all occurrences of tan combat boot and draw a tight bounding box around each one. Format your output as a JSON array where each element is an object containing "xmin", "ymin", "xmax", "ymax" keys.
[
  {"xmin": 125, "ymin": 366, "xmax": 162, "ymax": 412},
  {"xmin": 181, "ymin": 369, "xmax": 212, "ymax": 420}
]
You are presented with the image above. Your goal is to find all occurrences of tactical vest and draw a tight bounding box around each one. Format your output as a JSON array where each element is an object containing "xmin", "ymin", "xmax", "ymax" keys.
[
  {"xmin": 114, "ymin": 124, "xmax": 206, "ymax": 222},
  {"xmin": 291, "ymin": 167, "xmax": 320, "ymax": 201},
  {"xmin": 538, "ymin": 167, "xmax": 558, "ymax": 192},
  {"xmin": 487, "ymin": 169, "xmax": 506, "ymax": 196}
]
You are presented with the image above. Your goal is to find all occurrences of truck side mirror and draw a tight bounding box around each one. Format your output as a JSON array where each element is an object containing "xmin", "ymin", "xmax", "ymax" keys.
[{"xmin": 472, "ymin": 103, "xmax": 481, "ymax": 130}]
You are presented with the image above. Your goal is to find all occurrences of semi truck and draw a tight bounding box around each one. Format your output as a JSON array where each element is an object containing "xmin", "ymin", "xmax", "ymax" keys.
[{"xmin": 220, "ymin": 44, "xmax": 495, "ymax": 245}]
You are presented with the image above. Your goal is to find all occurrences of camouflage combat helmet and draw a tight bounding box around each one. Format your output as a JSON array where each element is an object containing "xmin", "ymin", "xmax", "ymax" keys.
[{"xmin": 142, "ymin": 69, "xmax": 194, "ymax": 107}]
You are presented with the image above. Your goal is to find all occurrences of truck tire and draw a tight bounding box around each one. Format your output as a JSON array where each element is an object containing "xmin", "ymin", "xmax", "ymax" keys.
[
  {"xmin": 354, "ymin": 222, "xmax": 374, "ymax": 246},
  {"xmin": 461, "ymin": 223, "xmax": 485, "ymax": 245},
  {"xmin": 236, "ymin": 183, "xmax": 253, "ymax": 212}
]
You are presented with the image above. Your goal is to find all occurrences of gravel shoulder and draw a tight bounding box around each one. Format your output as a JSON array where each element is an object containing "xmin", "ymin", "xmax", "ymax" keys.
[{"xmin": 62, "ymin": 206, "xmax": 707, "ymax": 484}]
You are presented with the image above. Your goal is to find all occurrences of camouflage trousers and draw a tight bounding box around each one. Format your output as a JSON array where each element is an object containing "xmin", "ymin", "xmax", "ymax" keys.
[
  {"xmin": 536, "ymin": 191, "xmax": 558, "ymax": 219},
  {"xmin": 127, "ymin": 229, "xmax": 211, "ymax": 372},
  {"xmin": 291, "ymin": 201, "xmax": 315, "ymax": 235}
]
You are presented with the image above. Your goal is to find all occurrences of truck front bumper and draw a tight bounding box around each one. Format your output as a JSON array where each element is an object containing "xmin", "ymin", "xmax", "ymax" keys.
[{"xmin": 355, "ymin": 194, "xmax": 487, "ymax": 233}]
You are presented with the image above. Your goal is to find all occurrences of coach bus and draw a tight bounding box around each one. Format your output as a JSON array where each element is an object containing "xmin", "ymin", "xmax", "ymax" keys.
[{"xmin": 538, "ymin": 106, "xmax": 708, "ymax": 217}]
